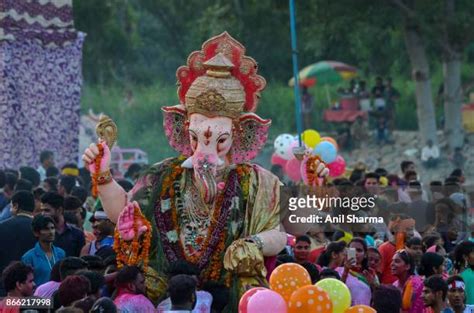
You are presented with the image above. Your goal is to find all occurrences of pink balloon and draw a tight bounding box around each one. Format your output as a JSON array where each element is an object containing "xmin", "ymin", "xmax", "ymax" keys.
[
  {"xmin": 285, "ymin": 158, "xmax": 302, "ymax": 182},
  {"xmin": 239, "ymin": 287, "xmax": 267, "ymax": 313},
  {"xmin": 247, "ymin": 289, "xmax": 287, "ymax": 313},
  {"xmin": 271, "ymin": 153, "xmax": 288, "ymax": 167},
  {"xmin": 328, "ymin": 155, "xmax": 346, "ymax": 177}
]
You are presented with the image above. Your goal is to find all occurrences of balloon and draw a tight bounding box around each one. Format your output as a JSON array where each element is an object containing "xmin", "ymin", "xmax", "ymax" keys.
[
  {"xmin": 320, "ymin": 136, "xmax": 338, "ymax": 151},
  {"xmin": 286, "ymin": 140, "xmax": 300, "ymax": 158},
  {"xmin": 270, "ymin": 263, "xmax": 312, "ymax": 302},
  {"xmin": 345, "ymin": 305, "xmax": 376, "ymax": 313},
  {"xmin": 271, "ymin": 153, "xmax": 288, "ymax": 167},
  {"xmin": 239, "ymin": 287, "xmax": 267, "ymax": 313},
  {"xmin": 285, "ymin": 158, "xmax": 302, "ymax": 182},
  {"xmin": 288, "ymin": 285, "xmax": 333, "ymax": 313},
  {"xmin": 247, "ymin": 289, "xmax": 287, "ymax": 313},
  {"xmin": 315, "ymin": 278, "xmax": 351, "ymax": 313},
  {"xmin": 301, "ymin": 129, "xmax": 321, "ymax": 148},
  {"xmin": 274, "ymin": 134, "xmax": 295, "ymax": 160},
  {"xmin": 327, "ymin": 155, "xmax": 346, "ymax": 177},
  {"xmin": 313, "ymin": 141, "xmax": 337, "ymax": 163}
]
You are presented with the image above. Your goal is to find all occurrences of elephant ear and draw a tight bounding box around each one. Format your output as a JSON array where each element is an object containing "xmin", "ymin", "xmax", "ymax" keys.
[
  {"xmin": 162, "ymin": 105, "xmax": 193, "ymax": 156},
  {"xmin": 231, "ymin": 113, "xmax": 271, "ymax": 164}
]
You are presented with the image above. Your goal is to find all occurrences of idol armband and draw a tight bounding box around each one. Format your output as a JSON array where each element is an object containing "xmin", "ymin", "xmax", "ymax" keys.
[{"xmin": 96, "ymin": 169, "xmax": 113, "ymax": 185}]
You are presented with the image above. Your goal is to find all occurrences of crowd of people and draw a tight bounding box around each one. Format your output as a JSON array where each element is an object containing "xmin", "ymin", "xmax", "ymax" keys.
[
  {"xmin": 276, "ymin": 158, "xmax": 473, "ymax": 313},
  {"xmin": 0, "ymin": 148, "xmax": 472, "ymax": 312}
]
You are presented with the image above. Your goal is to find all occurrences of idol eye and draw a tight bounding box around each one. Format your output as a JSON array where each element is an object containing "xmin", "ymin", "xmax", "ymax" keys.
[
  {"xmin": 191, "ymin": 134, "xmax": 198, "ymax": 141},
  {"xmin": 218, "ymin": 138, "xmax": 227, "ymax": 144}
]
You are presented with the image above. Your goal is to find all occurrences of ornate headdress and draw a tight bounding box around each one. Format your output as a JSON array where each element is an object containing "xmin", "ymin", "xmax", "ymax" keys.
[
  {"xmin": 177, "ymin": 31, "xmax": 266, "ymax": 116},
  {"xmin": 162, "ymin": 32, "xmax": 271, "ymax": 163},
  {"xmin": 184, "ymin": 53, "xmax": 244, "ymax": 119}
]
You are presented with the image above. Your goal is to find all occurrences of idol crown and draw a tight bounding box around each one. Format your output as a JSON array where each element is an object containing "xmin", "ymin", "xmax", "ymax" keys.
[
  {"xmin": 176, "ymin": 32, "xmax": 266, "ymax": 119},
  {"xmin": 185, "ymin": 53, "xmax": 244, "ymax": 119}
]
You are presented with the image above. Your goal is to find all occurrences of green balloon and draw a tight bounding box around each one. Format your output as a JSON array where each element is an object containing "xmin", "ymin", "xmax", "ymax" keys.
[{"xmin": 315, "ymin": 278, "xmax": 351, "ymax": 313}]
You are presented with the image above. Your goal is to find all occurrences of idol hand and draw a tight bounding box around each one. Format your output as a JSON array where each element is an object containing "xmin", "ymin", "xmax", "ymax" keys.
[
  {"xmin": 82, "ymin": 140, "xmax": 111, "ymax": 174},
  {"xmin": 117, "ymin": 201, "xmax": 149, "ymax": 241},
  {"xmin": 315, "ymin": 159, "xmax": 330, "ymax": 177}
]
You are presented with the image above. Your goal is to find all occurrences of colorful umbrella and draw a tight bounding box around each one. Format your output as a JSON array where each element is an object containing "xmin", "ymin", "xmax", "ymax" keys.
[{"xmin": 288, "ymin": 61, "xmax": 357, "ymax": 87}]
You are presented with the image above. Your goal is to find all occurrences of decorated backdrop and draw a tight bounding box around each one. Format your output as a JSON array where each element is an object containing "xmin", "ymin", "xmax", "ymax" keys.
[{"xmin": 0, "ymin": 0, "xmax": 83, "ymax": 169}]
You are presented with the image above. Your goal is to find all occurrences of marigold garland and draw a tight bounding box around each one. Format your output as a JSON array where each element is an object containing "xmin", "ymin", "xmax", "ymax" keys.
[
  {"xmin": 156, "ymin": 160, "xmax": 251, "ymax": 283},
  {"xmin": 113, "ymin": 204, "xmax": 152, "ymax": 272},
  {"xmin": 202, "ymin": 164, "xmax": 250, "ymax": 282},
  {"xmin": 305, "ymin": 155, "xmax": 325, "ymax": 187},
  {"xmin": 163, "ymin": 162, "xmax": 226, "ymax": 269},
  {"xmin": 91, "ymin": 144, "xmax": 104, "ymax": 198}
]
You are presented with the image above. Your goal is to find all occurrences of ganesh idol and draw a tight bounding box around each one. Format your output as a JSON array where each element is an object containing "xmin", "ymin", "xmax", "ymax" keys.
[{"xmin": 82, "ymin": 32, "xmax": 328, "ymax": 311}]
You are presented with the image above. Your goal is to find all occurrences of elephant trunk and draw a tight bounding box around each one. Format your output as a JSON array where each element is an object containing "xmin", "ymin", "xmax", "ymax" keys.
[{"xmin": 188, "ymin": 153, "xmax": 222, "ymax": 204}]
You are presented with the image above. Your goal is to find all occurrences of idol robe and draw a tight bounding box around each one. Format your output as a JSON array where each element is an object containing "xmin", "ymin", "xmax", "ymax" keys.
[{"xmin": 128, "ymin": 157, "xmax": 286, "ymax": 312}]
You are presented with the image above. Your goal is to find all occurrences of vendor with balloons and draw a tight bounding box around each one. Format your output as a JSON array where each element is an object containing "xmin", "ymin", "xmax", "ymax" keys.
[{"xmin": 272, "ymin": 129, "xmax": 345, "ymax": 185}]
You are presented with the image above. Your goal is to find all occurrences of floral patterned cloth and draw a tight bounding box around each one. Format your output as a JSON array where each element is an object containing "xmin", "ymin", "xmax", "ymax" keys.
[
  {"xmin": 0, "ymin": 35, "xmax": 84, "ymax": 169},
  {"xmin": 0, "ymin": 0, "xmax": 76, "ymax": 47}
]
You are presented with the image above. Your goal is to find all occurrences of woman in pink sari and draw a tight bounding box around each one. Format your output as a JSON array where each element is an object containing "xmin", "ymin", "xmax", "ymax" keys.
[{"xmin": 391, "ymin": 250, "xmax": 424, "ymax": 313}]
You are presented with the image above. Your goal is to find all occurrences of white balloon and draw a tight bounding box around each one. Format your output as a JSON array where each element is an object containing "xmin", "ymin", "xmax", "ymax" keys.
[
  {"xmin": 274, "ymin": 134, "xmax": 294, "ymax": 160},
  {"xmin": 274, "ymin": 134, "xmax": 293, "ymax": 149},
  {"xmin": 276, "ymin": 148, "xmax": 292, "ymax": 160}
]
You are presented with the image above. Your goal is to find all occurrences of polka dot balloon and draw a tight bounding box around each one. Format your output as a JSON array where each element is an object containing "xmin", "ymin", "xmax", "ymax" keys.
[
  {"xmin": 288, "ymin": 285, "xmax": 333, "ymax": 313},
  {"xmin": 344, "ymin": 305, "xmax": 376, "ymax": 313},
  {"xmin": 269, "ymin": 263, "xmax": 312, "ymax": 302},
  {"xmin": 274, "ymin": 134, "xmax": 295, "ymax": 160},
  {"xmin": 315, "ymin": 278, "xmax": 351, "ymax": 313}
]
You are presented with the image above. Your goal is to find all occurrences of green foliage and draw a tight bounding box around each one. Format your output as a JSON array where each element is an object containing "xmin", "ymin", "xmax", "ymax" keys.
[
  {"xmin": 81, "ymin": 80, "xmax": 422, "ymax": 163},
  {"xmin": 76, "ymin": 0, "xmax": 474, "ymax": 162},
  {"xmin": 81, "ymin": 84, "xmax": 175, "ymax": 162},
  {"xmin": 74, "ymin": 0, "xmax": 474, "ymax": 86}
]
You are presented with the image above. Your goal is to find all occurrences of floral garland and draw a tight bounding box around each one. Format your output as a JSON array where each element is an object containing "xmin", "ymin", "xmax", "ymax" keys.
[
  {"xmin": 305, "ymin": 155, "xmax": 324, "ymax": 186},
  {"xmin": 154, "ymin": 159, "xmax": 251, "ymax": 283},
  {"xmin": 113, "ymin": 203, "xmax": 152, "ymax": 271},
  {"xmin": 91, "ymin": 144, "xmax": 104, "ymax": 198}
]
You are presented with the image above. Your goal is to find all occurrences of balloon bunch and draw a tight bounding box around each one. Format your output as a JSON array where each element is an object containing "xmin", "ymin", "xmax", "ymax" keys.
[
  {"xmin": 272, "ymin": 129, "xmax": 346, "ymax": 183},
  {"xmin": 239, "ymin": 263, "xmax": 377, "ymax": 313}
]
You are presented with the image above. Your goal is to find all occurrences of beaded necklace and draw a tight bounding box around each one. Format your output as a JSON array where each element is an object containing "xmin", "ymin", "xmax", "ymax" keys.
[{"xmin": 154, "ymin": 159, "xmax": 251, "ymax": 282}]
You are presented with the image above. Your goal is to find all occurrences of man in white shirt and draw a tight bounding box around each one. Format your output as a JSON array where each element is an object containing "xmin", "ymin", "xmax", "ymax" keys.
[{"xmin": 421, "ymin": 140, "xmax": 440, "ymax": 168}]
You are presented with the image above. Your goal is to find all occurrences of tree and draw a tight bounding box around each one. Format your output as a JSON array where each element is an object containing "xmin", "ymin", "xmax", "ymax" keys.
[
  {"xmin": 390, "ymin": 0, "xmax": 438, "ymax": 146},
  {"xmin": 439, "ymin": 0, "xmax": 473, "ymax": 150}
]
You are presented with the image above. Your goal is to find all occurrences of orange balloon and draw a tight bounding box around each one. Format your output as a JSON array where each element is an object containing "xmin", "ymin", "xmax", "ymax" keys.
[
  {"xmin": 320, "ymin": 137, "xmax": 338, "ymax": 151},
  {"xmin": 269, "ymin": 263, "xmax": 312, "ymax": 302},
  {"xmin": 345, "ymin": 305, "xmax": 376, "ymax": 313},
  {"xmin": 288, "ymin": 285, "xmax": 333, "ymax": 313}
]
